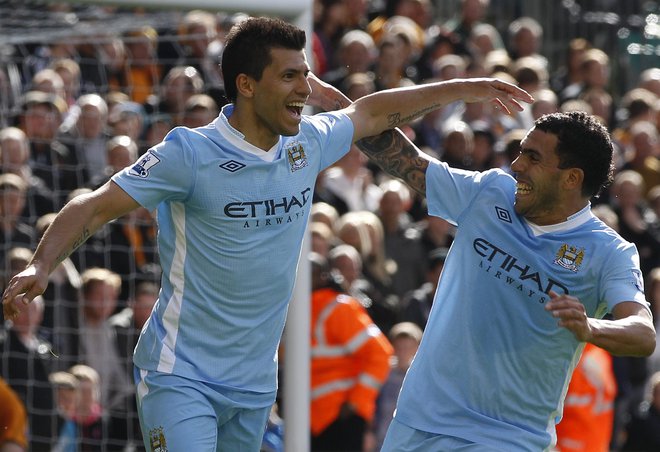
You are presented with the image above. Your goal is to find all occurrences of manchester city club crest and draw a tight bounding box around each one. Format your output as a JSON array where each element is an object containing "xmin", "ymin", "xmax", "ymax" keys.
[
  {"xmin": 553, "ymin": 244, "xmax": 585, "ymax": 272},
  {"xmin": 149, "ymin": 426, "xmax": 167, "ymax": 452},
  {"xmin": 286, "ymin": 141, "xmax": 308, "ymax": 172}
]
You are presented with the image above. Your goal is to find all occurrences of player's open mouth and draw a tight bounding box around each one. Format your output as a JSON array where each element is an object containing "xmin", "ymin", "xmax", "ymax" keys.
[
  {"xmin": 286, "ymin": 102, "xmax": 305, "ymax": 119},
  {"xmin": 516, "ymin": 182, "xmax": 532, "ymax": 195}
]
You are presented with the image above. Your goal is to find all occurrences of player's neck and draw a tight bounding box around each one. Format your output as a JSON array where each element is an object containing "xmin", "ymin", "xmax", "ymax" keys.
[{"xmin": 228, "ymin": 106, "xmax": 279, "ymax": 151}]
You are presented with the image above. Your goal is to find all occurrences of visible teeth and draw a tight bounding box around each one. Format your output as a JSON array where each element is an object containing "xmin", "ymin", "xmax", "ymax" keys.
[
  {"xmin": 516, "ymin": 183, "xmax": 531, "ymax": 194},
  {"xmin": 287, "ymin": 102, "xmax": 305, "ymax": 108}
]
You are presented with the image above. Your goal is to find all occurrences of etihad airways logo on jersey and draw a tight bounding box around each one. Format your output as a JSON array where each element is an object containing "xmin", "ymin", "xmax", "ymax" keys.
[
  {"xmin": 224, "ymin": 187, "xmax": 312, "ymax": 228},
  {"xmin": 473, "ymin": 237, "xmax": 569, "ymax": 304}
]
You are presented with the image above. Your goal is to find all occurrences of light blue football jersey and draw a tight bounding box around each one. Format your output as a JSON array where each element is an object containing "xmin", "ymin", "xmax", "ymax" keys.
[
  {"xmin": 393, "ymin": 160, "xmax": 648, "ymax": 451},
  {"xmin": 112, "ymin": 104, "xmax": 353, "ymax": 393}
]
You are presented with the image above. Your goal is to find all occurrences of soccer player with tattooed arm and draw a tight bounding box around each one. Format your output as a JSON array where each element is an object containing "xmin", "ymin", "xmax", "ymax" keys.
[
  {"xmin": 3, "ymin": 16, "xmax": 532, "ymax": 452},
  {"xmin": 354, "ymin": 111, "xmax": 656, "ymax": 450}
]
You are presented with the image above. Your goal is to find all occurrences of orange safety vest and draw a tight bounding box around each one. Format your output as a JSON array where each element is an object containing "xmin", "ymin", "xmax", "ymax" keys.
[
  {"xmin": 556, "ymin": 343, "xmax": 617, "ymax": 452},
  {"xmin": 310, "ymin": 287, "xmax": 393, "ymax": 435},
  {"xmin": 0, "ymin": 378, "xmax": 28, "ymax": 449}
]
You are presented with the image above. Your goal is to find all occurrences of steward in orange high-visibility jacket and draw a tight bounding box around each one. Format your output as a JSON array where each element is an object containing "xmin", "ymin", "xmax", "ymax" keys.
[
  {"xmin": 309, "ymin": 252, "xmax": 393, "ymax": 451},
  {"xmin": 556, "ymin": 343, "xmax": 617, "ymax": 452}
]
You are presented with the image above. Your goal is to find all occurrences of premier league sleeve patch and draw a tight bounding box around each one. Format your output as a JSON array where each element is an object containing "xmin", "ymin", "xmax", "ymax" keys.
[
  {"xmin": 129, "ymin": 151, "xmax": 161, "ymax": 178},
  {"xmin": 631, "ymin": 269, "xmax": 645, "ymax": 293}
]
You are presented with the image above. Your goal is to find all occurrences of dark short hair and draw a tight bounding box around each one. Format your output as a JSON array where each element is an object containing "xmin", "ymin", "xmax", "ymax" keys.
[
  {"xmin": 534, "ymin": 111, "xmax": 614, "ymax": 199},
  {"xmin": 221, "ymin": 17, "xmax": 306, "ymax": 103}
]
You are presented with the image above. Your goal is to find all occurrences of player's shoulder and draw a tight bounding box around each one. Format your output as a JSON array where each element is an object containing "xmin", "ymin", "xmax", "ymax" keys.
[{"xmin": 301, "ymin": 110, "xmax": 351, "ymax": 132}]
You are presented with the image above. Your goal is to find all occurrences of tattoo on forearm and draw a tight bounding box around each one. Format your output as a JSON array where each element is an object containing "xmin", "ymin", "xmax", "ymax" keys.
[
  {"xmin": 356, "ymin": 129, "xmax": 428, "ymax": 196},
  {"xmin": 386, "ymin": 104, "xmax": 440, "ymax": 128},
  {"xmin": 56, "ymin": 226, "xmax": 91, "ymax": 265}
]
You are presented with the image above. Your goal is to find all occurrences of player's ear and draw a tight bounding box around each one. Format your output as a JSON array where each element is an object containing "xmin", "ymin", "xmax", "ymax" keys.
[
  {"xmin": 236, "ymin": 74, "xmax": 256, "ymax": 99},
  {"xmin": 563, "ymin": 167, "xmax": 584, "ymax": 191}
]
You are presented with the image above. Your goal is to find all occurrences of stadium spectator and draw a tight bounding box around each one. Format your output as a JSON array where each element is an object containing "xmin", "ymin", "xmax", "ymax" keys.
[
  {"xmin": 555, "ymin": 343, "xmax": 617, "ymax": 452},
  {"xmin": 442, "ymin": 0, "xmax": 491, "ymax": 49},
  {"xmin": 621, "ymin": 121, "xmax": 660, "ymax": 197},
  {"xmin": 67, "ymin": 365, "xmax": 106, "ymax": 451},
  {"xmin": 30, "ymin": 69, "xmax": 67, "ymax": 105},
  {"xmin": 90, "ymin": 135, "xmax": 139, "ymax": 189},
  {"xmin": 369, "ymin": 321, "xmax": 422, "ymax": 452},
  {"xmin": 143, "ymin": 65, "xmax": 204, "ymax": 126},
  {"xmin": 107, "ymin": 101, "xmax": 145, "ymax": 143},
  {"xmin": 550, "ymin": 38, "xmax": 591, "ymax": 100},
  {"xmin": 506, "ymin": 16, "xmax": 547, "ymax": 67},
  {"xmin": 371, "ymin": 34, "xmax": 415, "ymax": 91},
  {"xmin": 608, "ymin": 170, "xmax": 660, "ymax": 276},
  {"xmin": 182, "ymin": 93, "xmax": 218, "ymax": 128},
  {"xmin": 50, "ymin": 59, "xmax": 82, "ymax": 109},
  {"xmin": 0, "ymin": 126, "xmax": 55, "ymax": 222},
  {"xmin": 322, "ymin": 29, "xmax": 377, "ymax": 92},
  {"xmin": 18, "ymin": 90, "xmax": 74, "ymax": 207},
  {"xmin": 309, "ymin": 252, "xmax": 393, "ymax": 451},
  {"xmin": 335, "ymin": 211, "xmax": 399, "ymax": 334},
  {"xmin": 0, "ymin": 174, "xmax": 35, "ymax": 268},
  {"xmin": 123, "ymin": 26, "xmax": 161, "ymax": 105},
  {"xmin": 399, "ymin": 247, "xmax": 448, "ymax": 330},
  {"xmin": 171, "ymin": 10, "xmax": 222, "ymax": 91},
  {"xmin": 309, "ymin": 221, "xmax": 336, "ymax": 258},
  {"xmin": 58, "ymin": 93, "xmax": 111, "ymax": 187},
  {"xmin": 1, "ymin": 248, "xmax": 56, "ymax": 450},
  {"xmin": 355, "ymin": 110, "xmax": 655, "ymax": 451},
  {"xmin": 77, "ymin": 268, "xmax": 133, "ymax": 420},
  {"xmin": 321, "ymin": 144, "xmax": 382, "ymax": 213},
  {"xmin": 108, "ymin": 280, "xmax": 159, "ymax": 451},
  {"xmin": 377, "ymin": 179, "xmax": 427, "ymax": 299},
  {"xmin": 622, "ymin": 371, "xmax": 660, "ymax": 451},
  {"xmin": 49, "ymin": 370, "xmax": 79, "ymax": 452},
  {"xmin": 340, "ymin": 72, "xmax": 376, "ymax": 102}
]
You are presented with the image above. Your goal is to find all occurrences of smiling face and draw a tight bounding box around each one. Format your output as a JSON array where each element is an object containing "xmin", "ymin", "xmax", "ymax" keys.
[
  {"xmin": 510, "ymin": 127, "xmax": 574, "ymax": 225},
  {"xmin": 250, "ymin": 47, "xmax": 311, "ymax": 139}
]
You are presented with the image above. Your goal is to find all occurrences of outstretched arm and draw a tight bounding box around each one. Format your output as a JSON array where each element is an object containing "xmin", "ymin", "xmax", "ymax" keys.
[
  {"xmin": 2, "ymin": 181, "xmax": 139, "ymax": 319},
  {"xmin": 345, "ymin": 78, "xmax": 533, "ymax": 141}
]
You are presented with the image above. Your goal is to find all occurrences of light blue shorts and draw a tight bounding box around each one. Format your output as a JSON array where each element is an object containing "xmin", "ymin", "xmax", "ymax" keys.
[
  {"xmin": 381, "ymin": 418, "xmax": 504, "ymax": 452},
  {"xmin": 134, "ymin": 367, "xmax": 274, "ymax": 452}
]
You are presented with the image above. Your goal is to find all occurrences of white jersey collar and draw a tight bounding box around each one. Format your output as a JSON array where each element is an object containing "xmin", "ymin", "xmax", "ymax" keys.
[
  {"xmin": 525, "ymin": 203, "xmax": 594, "ymax": 236},
  {"xmin": 217, "ymin": 104, "xmax": 280, "ymax": 162}
]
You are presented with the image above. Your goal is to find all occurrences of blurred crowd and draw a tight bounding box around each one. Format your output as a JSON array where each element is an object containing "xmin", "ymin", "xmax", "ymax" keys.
[{"xmin": 0, "ymin": 0, "xmax": 659, "ymax": 451}]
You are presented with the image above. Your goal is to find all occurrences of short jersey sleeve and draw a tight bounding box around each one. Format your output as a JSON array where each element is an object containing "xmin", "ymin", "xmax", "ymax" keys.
[
  {"xmin": 112, "ymin": 127, "xmax": 195, "ymax": 211},
  {"xmin": 600, "ymin": 240, "xmax": 649, "ymax": 313},
  {"xmin": 425, "ymin": 160, "xmax": 508, "ymax": 225},
  {"xmin": 303, "ymin": 110, "xmax": 354, "ymax": 170}
]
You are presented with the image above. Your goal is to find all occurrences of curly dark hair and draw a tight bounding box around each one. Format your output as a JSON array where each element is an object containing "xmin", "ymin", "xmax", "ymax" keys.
[
  {"xmin": 534, "ymin": 111, "xmax": 614, "ymax": 199},
  {"xmin": 221, "ymin": 17, "xmax": 307, "ymax": 103}
]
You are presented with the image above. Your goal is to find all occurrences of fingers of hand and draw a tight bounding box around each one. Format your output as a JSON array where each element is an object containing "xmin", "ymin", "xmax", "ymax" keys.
[{"xmin": 2, "ymin": 295, "xmax": 22, "ymax": 321}]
